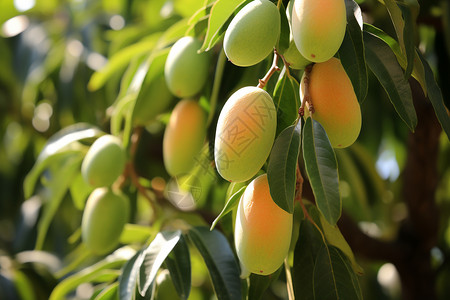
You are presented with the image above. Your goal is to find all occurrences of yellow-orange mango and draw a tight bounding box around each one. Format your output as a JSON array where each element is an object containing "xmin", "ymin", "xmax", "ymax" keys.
[
  {"xmin": 81, "ymin": 188, "xmax": 129, "ymax": 254},
  {"xmin": 163, "ymin": 99, "xmax": 207, "ymax": 176},
  {"xmin": 214, "ymin": 87, "xmax": 276, "ymax": 182},
  {"xmin": 234, "ymin": 174, "xmax": 293, "ymax": 275},
  {"xmin": 291, "ymin": 0, "xmax": 346, "ymax": 62},
  {"xmin": 224, "ymin": 0, "xmax": 280, "ymax": 67},
  {"xmin": 301, "ymin": 58, "xmax": 361, "ymax": 148}
]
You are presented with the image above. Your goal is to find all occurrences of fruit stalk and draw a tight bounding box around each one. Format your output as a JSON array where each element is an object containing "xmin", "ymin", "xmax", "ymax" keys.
[
  {"xmin": 298, "ymin": 63, "xmax": 314, "ymax": 116},
  {"xmin": 257, "ymin": 48, "xmax": 281, "ymax": 89}
]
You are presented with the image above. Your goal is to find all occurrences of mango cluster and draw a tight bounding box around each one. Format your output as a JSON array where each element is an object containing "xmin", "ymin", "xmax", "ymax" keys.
[{"xmin": 80, "ymin": 134, "xmax": 129, "ymax": 254}]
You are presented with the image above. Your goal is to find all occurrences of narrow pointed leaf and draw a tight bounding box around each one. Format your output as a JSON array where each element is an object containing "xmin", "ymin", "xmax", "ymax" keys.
[
  {"xmin": 211, "ymin": 186, "xmax": 246, "ymax": 230},
  {"xmin": 302, "ymin": 118, "xmax": 341, "ymax": 225},
  {"xmin": 164, "ymin": 236, "xmax": 191, "ymax": 300},
  {"xmin": 398, "ymin": 3, "xmax": 415, "ymax": 79},
  {"xmin": 138, "ymin": 230, "xmax": 182, "ymax": 296},
  {"xmin": 364, "ymin": 31, "xmax": 417, "ymax": 131},
  {"xmin": 339, "ymin": 0, "xmax": 368, "ymax": 102},
  {"xmin": 188, "ymin": 227, "xmax": 241, "ymax": 300},
  {"xmin": 248, "ymin": 267, "xmax": 282, "ymax": 300},
  {"xmin": 200, "ymin": 0, "xmax": 247, "ymax": 52},
  {"xmin": 277, "ymin": 2, "xmax": 290, "ymax": 54},
  {"xmin": 273, "ymin": 70, "xmax": 301, "ymax": 136},
  {"xmin": 417, "ymin": 51, "xmax": 450, "ymax": 140},
  {"xmin": 267, "ymin": 122, "xmax": 301, "ymax": 214}
]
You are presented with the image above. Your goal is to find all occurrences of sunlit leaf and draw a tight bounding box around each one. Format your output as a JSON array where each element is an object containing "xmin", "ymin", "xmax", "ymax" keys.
[
  {"xmin": 188, "ymin": 227, "xmax": 241, "ymax": 300},
  {"xmin": 210, "ymin": 186, "xmax": 246, "ymax": 230},
  {"xmin": 200, "ymin": 0, "xmax": 248, "ymax": 52},
  {"xmin": 119, "ymin": 249, "xmax": 145, "ymax": 300},
  {"xmin": 364, "ymin": 31, "xmax": 417, "ymax": 132},
  {"xmin": 94, "ymin": 282, "xmax": 119, "ymax": 300},
  {"xmin": 138, "ymin": 230, "xmax": 182, "ymax": 296},
  {"xmin": 302, "ymin": 118, "xmax": 341, "ymax": 226},
  {"xmin": 267, "ymin": 122, "xmax": 301, "ymax": 214}
]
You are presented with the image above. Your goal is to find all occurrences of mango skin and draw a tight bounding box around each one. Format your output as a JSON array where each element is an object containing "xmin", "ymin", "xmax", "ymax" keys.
[
  {"xmin": 224, "ymin": 0, "xmax": 280, "ymax": 67},
  {"xmin": 81, "ymin": 135, "xmax": 126, "ymax": 187},
  {"xmin": 133, "ymin": 75, "xmax": 174, "ymax": 126},
  {"xmin": 81, "ymin": 188, "xmax": 129, "ymax": 254},
  {"xmin": 215, "ymin": 86, "xmax": 276, "ymax": 182},
  {"xmin": 284, "ymin": 39, "xmax": 311, "ymax": 70},
  {"xmin": 291, "ymin": 0, "xmax": 346, "ymax": 63},
  {"xmin": 163, "ymin": 99, "xmax": 207, "ymax": 176},
  {"xmin": 234, "ymin": 174, "xmax": 293, "ymax": 275},
  {"xmin": 164, "ymin": 37, "xmax": 211, "ymax": 98},
  {"xmin": 301, "ymin": 58, "xmax": 361, "ymax": 148}
]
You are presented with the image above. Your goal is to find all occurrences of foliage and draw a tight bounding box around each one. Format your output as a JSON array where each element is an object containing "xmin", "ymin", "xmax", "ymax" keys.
[{"xmin": 0, "ymin": 0, "xmax": 450, "ymax": 300}]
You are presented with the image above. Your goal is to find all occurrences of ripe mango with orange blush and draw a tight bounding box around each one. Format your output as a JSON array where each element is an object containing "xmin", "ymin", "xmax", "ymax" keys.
[
  {"xmin": 301, "ymin": 58, "xmax": 361, "ymax": 148},
  {"xmin": 234, "ymin": 174, "xmax": 293, "ymax": 275}
]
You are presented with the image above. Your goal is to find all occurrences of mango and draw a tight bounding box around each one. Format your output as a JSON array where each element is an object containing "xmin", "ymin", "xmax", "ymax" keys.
[
  {"xmin": 223, "ymin": 0, "xmax": 280, "ymax": 67},
  {"xmin": 164, "ymin": 36, "xmax": 211, "ymax": 98},
  {"xmin": 214, "ymin": 86, "xmax": 276, "ymax": 182},
  {"xmin": 163, "ymin": 99, "xmax": 207, "ymax": 176},
  {"xmin": 283, "ymin": 39, "xmax": 311, "ymax": 70},
  {"xmin": 234, "ymin": 174, "xmax": 293, "ymax": 275},
  {"xmin": 81, "ymin": 135, "xmax": 126, "ymax": 187},
  {"xmin": 291, "ymin": 0, "xmax": 346, "ymax": 63},
  {"xmin": 301, "ymin": 57, "xmax": 361, "ymax": 148},
  {"xmin": 133, "ymin": 75, "xmax": 174, "ymax": 126},
  {"xmin": 81, "ymin": 187, "xmax": 129, "ymax": 254}
]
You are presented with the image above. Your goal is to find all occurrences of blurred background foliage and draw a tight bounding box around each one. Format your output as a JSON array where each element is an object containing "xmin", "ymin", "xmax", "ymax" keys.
[{"xmin": 0, "ymin": 0, "xmax": 449, "ymax": 299}]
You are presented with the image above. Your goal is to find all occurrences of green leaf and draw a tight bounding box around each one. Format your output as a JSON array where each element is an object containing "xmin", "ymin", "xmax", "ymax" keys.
[
  {"xmin": 210, "ymin": 186, "xmax": 246, "ymax": 230},
  {"xmin": 164, "ymin": 235, "xmax": 191, "ymax": 300},
  {"xmin": 94, "ymin": 283, "xmax": 119, "ymax": 300},
  {"xmin": 35, "ymin": 153, "xmax": 84, "ymax": 250},
  {"xmin": 292, "ymin": 212, "xmax": 362, "ymax": 300},
  {"xmin": 383, "ymin": 0, "xmax": 415, "ymax": 79},
  {"xmin": 398, "ymin": 3, "xmax": 415, "ymax": 79},
  {"xmin": 88, "ymin": 36, "xmax": 160, "ymax": 91},
  {"xmin": 24, "ymin": 123, "xmax": 102, "ymax": 198},
  {"xmin": 363, "ymin": 23, "xmax": 427, "ymax": 94},
  {"xmin": 302, "ymin": 118, "xmax": 341, "ymax": 226},
  {"xmin": 188, "ymin": 227, "xmax": 241, "ymax": 300},
  {"xmin": 119, "ymin": 249, "xmax": 145, "ymax": 300},
  {"xmin": 69, "ymin": 173, "xmax": 94, "ymax": 210},
  {"xmin": 364, "ymin": 31, "xmax": 417, "ymax": 131},
  {"xmin": 50, "ymin": 248, "xmax": 134, "ymax": 300},
  {"xmin": 339, "ymin": 0, "xmax": 368, "ymax": 103},
  {"xmin": 277, "ymin": 2, "xmax": 290, "ymax": 54},
  {"xmin": 267, "ymin": 122, "xmax": 301, "ymax": 214},
  {"xmin": 248, "ymin": 267, "xmax": 282, "ymax": 300},
  {"xmin": 119, "ymin": 224, "xmax": 155, "ymax": 245},
  {"xmin": 138, "ymin": 230, "xmax": 182, "ymax": 296},
  {"xmin": 200, "ymin": 0, "xmax": 248, "ymax": 52},
  {"xmin": 273, "ymin": 69, "xmax": 301, "ymax": 136},
  {"xmin": 417, "ymin": 51, "xmax": 450, "ymax": 141}
]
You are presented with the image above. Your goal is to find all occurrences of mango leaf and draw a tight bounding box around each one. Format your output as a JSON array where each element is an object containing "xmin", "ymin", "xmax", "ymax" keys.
[
  {"xmin": 138, "ymin": 230, "xmax": 182, "ymax": 296},
  {"xmin": 292, "ymin": 213, "xmax": 362, "ymax": 300},
  {"xmin": 302, "ymin": 118, "xmax": 341, "ymax": 226},
  {"xmin": 50, "ymin": 248, "xmax": 134, "ymax": 300},
  {"xmin": 273, "ymin": 69, "xmax": 301, "ymax": 136},
  {"xmin": 94, "ymin": 283, "xmax": 119, "ymax": 300},
  {"xmin": 277, "ymin": 2, "xmax": 290, "ymax": 54},
  {"xmin": 35, "ymin": 153, "xmax": 84, "ymax": 250},
  {"xmin": 210, "ymin": 186, "xmax": 246, "ymax": 230},
  {"xmin": 188, "ymin": 227, "xmax": 241, "ymax": 300},
  {"xmin": 119, "ymin": 249, "xmax": 145, "ymax": 300},
  {"xmin": 88, "ymin": 36, "xmax": 160, "ymax": 91},
  {"xmin": 164, "ymin": 235, "xmax": 191, "ymax": 300},
  {"xmin": 200, "ymin": 0, "xmax": 248, "ymax": 51},
  {"xmin": 417, "ymin": 51, "xmax": 450, "ymax": 141},
  {"xmin": 248, "ymin": 267, "xmax": 282, "ymax": 300},
  {"xmin": 363, "ymin": 23, "xmax": 426, "ymax": 94},
  {"xmin": 119, "ymin": 224, "xmax": 155, "ymax": 245},
  {"xmin": 339, "ymin": 0, "xmax": 368, "ymax": 103},
  {"xmin": 267, "ymin": 122, "xmax": 301, "ymax": 214},
  {"xmin": 364, "ymin": 31, "xmax": 417, "ymax": 132},
  {"xmin": 383, "ymin": 0, "xmax": 415, "ymax": 80},
  {"xmin": 24, "ymin": 123, "xmax": 103, "ymax": 198}
]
